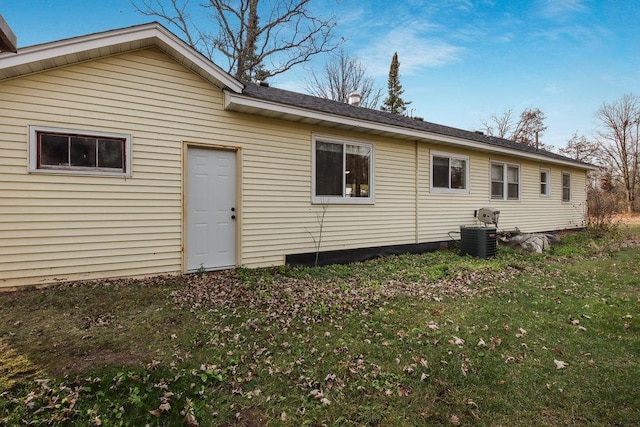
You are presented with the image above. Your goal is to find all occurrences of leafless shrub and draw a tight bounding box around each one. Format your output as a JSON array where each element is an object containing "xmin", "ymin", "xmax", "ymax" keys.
[
  {"xmin": 306, "ymin": 201, "xmax": 329, "ymax": 267},
  {"xmin": 586, "ymin": 188, "xmax": 621, "ymax": 235}
]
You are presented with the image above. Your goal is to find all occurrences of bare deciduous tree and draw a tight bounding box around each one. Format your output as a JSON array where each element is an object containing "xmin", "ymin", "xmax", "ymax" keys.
[
  {"xmin": 481, "ymin": 107, "xmax": 549, "ymax": 148},
  {"xmin": 303, "ymin": 49, "xmax": 382, "ymax": 109},
  {"xmin": 134, "ymin": 0, "xmax": 339, "ymax": 81},
  {"xmin": 559, "ymin": 131, "xmax": 600, "ymax": 164},
  {"xmin": 511, "ymin": 108, "xmax": 547, "ymax": 147},
  {"xmin": 481, "ymin": 109, "xmax": 515, "ymax": 139},
  {"xmin": 595, "ymin": 93, "xmax": 640, "ymax": 213}
]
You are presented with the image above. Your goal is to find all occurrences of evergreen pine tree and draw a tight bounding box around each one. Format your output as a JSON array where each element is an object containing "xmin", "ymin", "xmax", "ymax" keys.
[{"xmin": 381, "ymin": 52, "xmax": 411, "ymax": 115}]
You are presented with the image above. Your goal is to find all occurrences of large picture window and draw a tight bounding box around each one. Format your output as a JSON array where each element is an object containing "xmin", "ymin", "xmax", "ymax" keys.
[
  {"xmin": 313, "ymin": 137, "xmax": 373, "ymax": 203},
  {"xmin": 431, "ymin": 152, "xmax": 469, "ymax": 193},
  {"xmin": 29, "ymin": 126, "xmax": 131, "ymax": 176},
  {"xmin": 562, "ymin": 172, "xmax": 571, "ymax": 202},
  {"xmin": 491, "ymin": 161, "xmax": 520, "ymax": 200}
]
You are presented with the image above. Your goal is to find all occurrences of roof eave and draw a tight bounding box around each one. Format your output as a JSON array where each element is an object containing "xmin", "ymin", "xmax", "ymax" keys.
[
  {"xmin": 224, "ymin": 91, "xmax": 597, "ymax": 171},
  {"xmin": 0, "ymin": 22, "xmax": 243, "ymax": 92},
  {"xmin": 0, "ymin": 14, "xmax": 17, "ymax": 53}
]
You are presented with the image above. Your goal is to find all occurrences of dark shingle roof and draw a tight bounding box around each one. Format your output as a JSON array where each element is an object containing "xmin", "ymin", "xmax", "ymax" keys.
[{"xmin": 240, "ymin": 81, "xmax": 592, "ymax": 168}]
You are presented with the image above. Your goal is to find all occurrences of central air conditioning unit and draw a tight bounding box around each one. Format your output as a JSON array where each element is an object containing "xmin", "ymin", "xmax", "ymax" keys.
[
  {"xmin": 460, "ymin": 226, "xmax": 497, "ymax": 259},
  {"xmin": 460, "ymin": 208, "xmax": 500, "ymax": 259}
]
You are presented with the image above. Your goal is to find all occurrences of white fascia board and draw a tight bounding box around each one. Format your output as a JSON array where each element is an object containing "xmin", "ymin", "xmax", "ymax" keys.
[
  {"xmin": 224, "ymin": 91, "xmax": 596, "ymax": 171},
  {"xmin": 0, "ymin": 23, "xmax": 243, "ymax": 93},
  {"xmin": 0, "ymin": 24, "xmax": 161, "ymax": 67},
  {"xmin": 151, "ymin": 25, "xmax": 243, "ymax": 93}
]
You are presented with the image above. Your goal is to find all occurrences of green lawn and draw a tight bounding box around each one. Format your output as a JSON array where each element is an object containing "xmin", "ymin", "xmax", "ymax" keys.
[{"xmin": 1, "ymin": 227, "xmax": 639, "ymax": 426}]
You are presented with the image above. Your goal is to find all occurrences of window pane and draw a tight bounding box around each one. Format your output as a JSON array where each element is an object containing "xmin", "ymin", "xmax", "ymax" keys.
[
  {"xmin": 432, "ymin": 156, "xmax": 449, "ymax": 188},
  {"xmin": 70, "ymin": 137, "xmax": 96, "ymax": 167},
  {"xmin": 562, "ymin": 173, "xmax": 571, "ymax": 201},
  {"xmin": 40, "ymin": 134, "xmax": 69, "ymax": 166},
  {"xmin": 491, "ymin": 164, "xmax": 503, "ymax": 198},
  {"xmin": 491, "ymin": 164, "xmax": 503, "ymax": 181},
  {"xmin": 450, "ymin": 158, "xmax": 466, "ymax": 189},
  {"xmin": 507, "ymin": 166, "xmax": 519, "ymax": 199},
  {"xmin": 316, "ymin": 141, "xmax": 343, "ymax": 196},
  {"xmin": 491, "ymin": 182, "xmax": 503, "ymax": 199},
  {"xmin": 345, "ymin": 144, "xmax": 370, "ymax": 197},
  {"xmin": 98, "ymin": 139, "xmax": 124, "ymax": 169},
  {"xmin": 541, "ymin": 183, "xmax": 547, "ymax": 194}
]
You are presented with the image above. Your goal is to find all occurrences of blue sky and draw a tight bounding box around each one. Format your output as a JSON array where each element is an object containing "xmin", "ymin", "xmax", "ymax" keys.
[{"xmin": 2, "ymin": 0, "xmax": 638, "ymax": 149}]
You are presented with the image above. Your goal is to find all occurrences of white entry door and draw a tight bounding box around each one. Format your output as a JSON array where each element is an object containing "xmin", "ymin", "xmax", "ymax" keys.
[{"xmin": 186, "ymin": 147, "xmax": 237, "ymax": 271}]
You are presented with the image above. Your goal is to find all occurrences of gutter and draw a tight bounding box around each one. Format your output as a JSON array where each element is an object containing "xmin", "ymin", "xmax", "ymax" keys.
[{"xmin": 224, "ymin": 90, "xmax": 598, "ymax": 171}]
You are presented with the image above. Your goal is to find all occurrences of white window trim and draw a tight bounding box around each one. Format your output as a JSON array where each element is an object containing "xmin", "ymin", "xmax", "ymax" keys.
[
  {"xmin": 540, "ymin": 168, "xmax": 550, "ymax": 197},
  {"xmin": 490, "ymin": 161, "xmax": 520, "ymax": 201},
  {"xmin": 430, "ymin": 151, "xmax": 470, "ymax": 194},
  {"xmin": 562, "ymin": 171, "xmax": 572, "ymax": 202},
  {"xmin": 312, "ymin": 134, "xmax": 375, "ymax": 204},
  {"xmin": 28, "ymin": 125, "xmax": 132, "ymax": 177}
]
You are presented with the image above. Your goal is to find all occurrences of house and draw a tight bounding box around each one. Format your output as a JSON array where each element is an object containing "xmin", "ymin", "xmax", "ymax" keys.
[{"xmin": 0, "ymin": 23, "xmax": 595, "ymax": 289}]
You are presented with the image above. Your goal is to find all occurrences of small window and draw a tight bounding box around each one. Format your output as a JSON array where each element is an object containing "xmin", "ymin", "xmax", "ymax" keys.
[
  {"xmin": 431, "ymin": 152, "xmax": 469, "ymax": 193},
  {"xmin": 29, "ymin": 126, "xmax": 131, "ymax": 176},
  {"xmin": 562, "ymin": 172, "xmax": 571, "ymax": 202},
  {"xmin": 491, "ymin": 163, "xmax": 504, "ymax": 199},
  {"xmin": 491, "ymin": 161, "xmax": 519, "ymax": 201},
  {"xmin": 313, "ymin": 137, "xmax": 374, "ymax": 203},
  {"xmin": 540, "ymin": 168, "xmax": 550, "ymax": 196}
]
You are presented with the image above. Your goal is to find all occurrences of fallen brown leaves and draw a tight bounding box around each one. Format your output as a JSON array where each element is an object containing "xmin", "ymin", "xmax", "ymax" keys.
[{"xmin": 170, "ymin": 266, "xmax": 520, "ymax": 326}]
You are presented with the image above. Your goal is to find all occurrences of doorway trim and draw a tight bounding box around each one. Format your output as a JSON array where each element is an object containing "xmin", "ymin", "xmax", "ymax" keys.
[{"xmin": 182, "ymin": 142, "xmax": 242, "ymax": 272}]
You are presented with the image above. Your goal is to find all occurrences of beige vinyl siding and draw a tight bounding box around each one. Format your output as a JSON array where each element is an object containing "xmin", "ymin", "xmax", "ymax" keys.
[
  {"xmin": 418, "ymin": 146, "xmax": 489, "ymax": 243},
  {"xmin": 0, "ymin": 48, "xmax": 219, "ymax": 287},
  {"xmin": 480, "ymin": 157, "xmax": 587, "ymax": 231},
  {"xmin": 240, "ymin": 126, "xmax": 417, "ymax": 266},
  {"xmin": 417, "ymin": 147, "xmax": 587, "ymax": 242},
  {"xmin": 0, "ymin": 47, "xmax": 421, "ymax": 285},
  {"xmin": 0, "ymin": 46, "xmax": 589, "ymax": 288}
]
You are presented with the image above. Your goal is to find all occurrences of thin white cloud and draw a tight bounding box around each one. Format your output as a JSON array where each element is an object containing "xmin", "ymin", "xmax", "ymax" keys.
[
  {"xmin": 544, "ymin": 84, "xmax": 559, "ymax": 94},
  {"xmin": 496, "ymin": 32, "xmax": 516, "ymax": 43},
  {"xmin": 355, "ymin": 26, "xmax": 465, "ymax": 77},
  {"xmin": 538, "ymin": 0, "xmax": 588, "ymax": 20},
  {"xmin": 443, "ymin": 0, "xmax": 473, "ymax": 12},
  {"xmin": 531, "ymin": 23, "xmax": 609, "ymax": 44}
]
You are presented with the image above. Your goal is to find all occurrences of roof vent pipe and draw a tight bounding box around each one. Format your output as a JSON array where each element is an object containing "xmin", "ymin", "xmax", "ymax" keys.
[{"xmin": 347, "ymin": 91, "xmax": 361, "ymax": 107}]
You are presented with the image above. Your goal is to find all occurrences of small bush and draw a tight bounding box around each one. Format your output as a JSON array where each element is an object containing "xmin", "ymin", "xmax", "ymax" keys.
[{"xmin": 586, "ymin": 188, "xmax": 620, "ymax": 236}]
